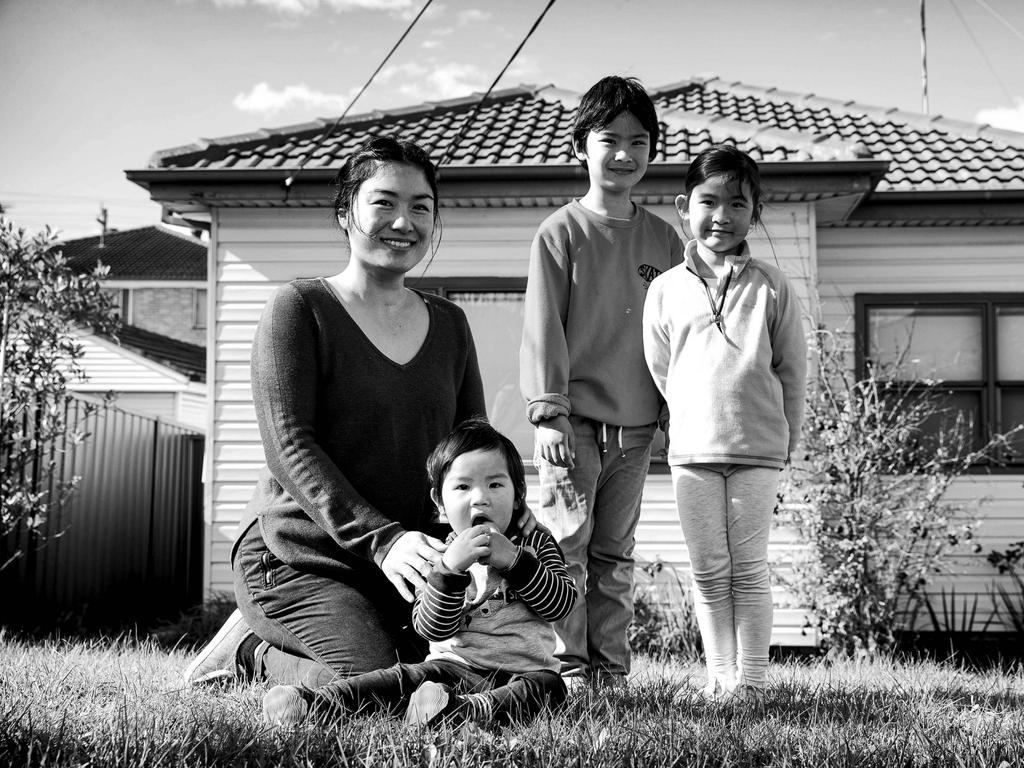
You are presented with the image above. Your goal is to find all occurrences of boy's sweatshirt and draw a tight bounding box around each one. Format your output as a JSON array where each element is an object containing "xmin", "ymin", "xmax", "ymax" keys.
[
  {"xmin": 642, "ymin": 240, "xmax": 807, "ymax": 469},
  {"xmin": 520, "ymin": 200, "xmax": 684, "ymax": 427}
]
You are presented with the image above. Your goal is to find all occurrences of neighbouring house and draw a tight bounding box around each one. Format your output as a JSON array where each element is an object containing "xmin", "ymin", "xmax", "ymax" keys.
[
  {"xmin": 60, "ymin": 225, "xmax": 209, "ymax": 430},
  {"xmin": 62, "ymin": 225, "xmax": 209, "ymax": 346},
  {"xmin": 128, "ymin": 76, "xmax": 1024, "ymax": 645}
]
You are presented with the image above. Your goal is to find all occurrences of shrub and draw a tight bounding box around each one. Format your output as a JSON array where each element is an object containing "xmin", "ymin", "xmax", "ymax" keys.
[
  {"xmin": 781, "ymin": 326, "xmax": 1016, "ymax": 658},
  {"xmin": 987, "ymin": 540, "xmax": 1024, "ymax": 634},
  {"xmin": 0, "ymin": 218, "xmax": 119, "ymax": 570},
  {"xmin": 629, "ymin": 558, "xmax": 702, "ymax": 661}
]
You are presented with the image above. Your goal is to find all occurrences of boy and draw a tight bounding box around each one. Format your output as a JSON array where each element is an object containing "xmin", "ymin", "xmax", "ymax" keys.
[
  {"xmin": 519, "ymin": 75, "xmax": 683, "ymax": 686},
  {"xmin": 262, "ymin": 418, "xmax": 575, "ymax": 728}
]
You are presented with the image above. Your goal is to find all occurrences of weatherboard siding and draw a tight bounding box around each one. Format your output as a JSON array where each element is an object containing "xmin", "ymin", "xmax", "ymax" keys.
[
  {"xmin": 206, "ymin": 202, "xmax": 822, "ymax": 646},
  {"xmin": 818, "ymin": 225, "xmax": 1024, "ymax": 631}
]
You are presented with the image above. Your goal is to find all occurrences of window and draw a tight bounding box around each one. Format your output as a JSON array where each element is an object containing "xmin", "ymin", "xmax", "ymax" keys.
[
  {"xmin": 101, "ymin": 288, "xmax": 132, "ymax": 324},
  {"xmin": 193, "ymin": 288, "xmax": 208, "ymax": 330},
  {"xmin": 857, "ymin": 294, "xmax": 1024, "ymax": 468},
  {"xmin": 416, "ymin": 279, "xmax": 532, "ymax": 457}
]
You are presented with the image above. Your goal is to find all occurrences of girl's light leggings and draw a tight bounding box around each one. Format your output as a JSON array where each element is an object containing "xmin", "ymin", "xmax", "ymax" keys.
[{"xmin": 671, "ymin": 464, "xmax": 779, "ymax": 690}]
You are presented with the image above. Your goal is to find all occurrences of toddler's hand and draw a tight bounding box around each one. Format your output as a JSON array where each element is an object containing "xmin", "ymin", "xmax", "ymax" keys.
[
  {"xmin": 441, "ymin": 525, "xmax": 492, "ymax": 573},
  {"xmin": 481, "ymin": 530, "xmax": 519, "ymax": 571},
  {"xmin": 536, "ymin": 415, "xmax": 575, "ymax": 468}
]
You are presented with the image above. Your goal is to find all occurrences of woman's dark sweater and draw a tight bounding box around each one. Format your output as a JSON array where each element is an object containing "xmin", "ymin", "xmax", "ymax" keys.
[{"xmin": 236, "ymin": 278, "xmax": 486, "ymax": 586}]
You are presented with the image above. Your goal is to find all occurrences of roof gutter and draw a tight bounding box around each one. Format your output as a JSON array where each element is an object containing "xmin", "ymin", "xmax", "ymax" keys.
[{"xmin": 127, "ymin": 159, "xmax": 889, "ymax": 214}]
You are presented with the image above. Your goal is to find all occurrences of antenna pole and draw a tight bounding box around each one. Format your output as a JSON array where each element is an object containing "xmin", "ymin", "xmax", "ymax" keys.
[
  {"xmin": 920, "ymin": 0, "xmax": 929, "ymax": 114},
  {"xmin": 97, "ymin": 204, "xmax": 109, "ymax": 248}
]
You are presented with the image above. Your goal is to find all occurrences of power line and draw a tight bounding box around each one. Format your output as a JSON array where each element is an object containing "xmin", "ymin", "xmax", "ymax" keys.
[
  {"xmin": 437, "ymin": 0, "xmax": 558, "ymax": 167},
  {"xmin": 282, "ymin": 0, "xmax": 436, "ymax": 200},
  {"xmin": 948, "ymin": 0, "xmax": 1016, "ymax": 104},
  {"xmin": 0, "ymin": 190, "xmax": 155, "ymax": 205},
  {"xmin": 974, "ymin": 0, "xmax": 1024, "ymax": 41}
]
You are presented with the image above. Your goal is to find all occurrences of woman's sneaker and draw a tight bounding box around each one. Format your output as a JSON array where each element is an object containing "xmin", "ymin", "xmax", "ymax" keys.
[{"xmin": 181, "ymin": 608, "xmax": 252, "ymax": 685}]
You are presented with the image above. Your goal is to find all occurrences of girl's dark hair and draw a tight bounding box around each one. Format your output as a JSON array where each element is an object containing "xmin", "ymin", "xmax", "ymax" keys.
[
  {"xmin": 685, "ymin": 144, "xmax": 764, "ymax": 224},
  {"xmin": 331, "ymin": 135, "xmax": 440, "ymax": 233},
  {"xmin": 572, "ymin": 75, "xmax": 659, "ymax": 165},
  {"xmin": 426, "ymin": 417, "xmax": 527, "ymax": 514}
]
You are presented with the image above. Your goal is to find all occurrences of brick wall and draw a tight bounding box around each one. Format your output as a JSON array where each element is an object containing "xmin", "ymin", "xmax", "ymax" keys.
[{"xmin": 131, "ymin": 287, "xmax": 206, "ymax": 346}]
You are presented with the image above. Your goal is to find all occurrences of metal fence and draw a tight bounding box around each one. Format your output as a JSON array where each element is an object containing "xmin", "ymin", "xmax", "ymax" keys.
[{"xmin": 2, "ymin": 395, "xmax": 204, "ymax": 627}]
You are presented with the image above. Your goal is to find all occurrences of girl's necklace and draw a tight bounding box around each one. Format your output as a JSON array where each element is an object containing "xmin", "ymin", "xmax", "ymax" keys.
[{"xmin": 698, "ymin": 266, "xmax": 733, "ymax": 334}]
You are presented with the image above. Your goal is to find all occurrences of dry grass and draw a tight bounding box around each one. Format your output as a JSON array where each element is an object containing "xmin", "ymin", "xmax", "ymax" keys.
[{"xmin": 1, "ymin": 629, "xmax": 1022, "ymax": 767}]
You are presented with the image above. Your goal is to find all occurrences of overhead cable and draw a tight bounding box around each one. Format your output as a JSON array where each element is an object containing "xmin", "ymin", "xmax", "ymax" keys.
[
  {"xmin": 949, "ymin": 0, "xmax": 1015, "ymax": 104},
  {"xmin": 973, "ymin": 0, "xmax": 1024, "ymax": 41},
  {"xmin": 437, "ymin": 0, "xmax": 558, "ymax": 167},
  {"xmin": 282, "ymin": 0, "xmax": 436, "ymax": 200}
]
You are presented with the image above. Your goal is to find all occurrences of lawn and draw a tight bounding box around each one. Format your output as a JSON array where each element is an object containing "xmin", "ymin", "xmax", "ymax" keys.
[{"xmin": 1, "ymin": 629, "xmax": 1022, "ymax": 767}]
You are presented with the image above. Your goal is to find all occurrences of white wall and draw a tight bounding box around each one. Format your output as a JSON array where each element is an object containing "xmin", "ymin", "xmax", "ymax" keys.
[
  {"xmin": 204, "ymin": 202, "xmax": 820, "ymax": 645},
  {"xmin": 818, "ymin": 224, "xmax": 1024, "ymax": 631}
]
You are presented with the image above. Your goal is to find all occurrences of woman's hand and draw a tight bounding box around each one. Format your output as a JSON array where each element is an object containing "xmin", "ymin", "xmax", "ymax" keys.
[
  {"xmin": 381, "ymin": 531, "xmax": 446, "ymax": 602},
  {"xmin": 536, "ymin": 415, "xmax": 575, "ymax": 468},
  {"xmin": 514, "ymin": 501, "xmax": 541, "ymax": 537}
]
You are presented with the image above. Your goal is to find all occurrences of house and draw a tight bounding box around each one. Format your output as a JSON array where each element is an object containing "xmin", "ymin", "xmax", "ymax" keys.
[
  {"xmin": 61, "ymin": 225, "xmax": 209, "ymax": 347},
  {"xmin": 127, "ymin": 76, "xmax": 1024, "ymax": 643},
  {"xmin": 60, "ymin": 225, "xmax": 209, "ymax": 430}
]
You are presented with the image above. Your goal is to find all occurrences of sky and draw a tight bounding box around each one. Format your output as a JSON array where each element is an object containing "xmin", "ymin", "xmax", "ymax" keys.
[{"xmin": 2, "ymin": 0, "xmax": 1023, "ymax": 239}]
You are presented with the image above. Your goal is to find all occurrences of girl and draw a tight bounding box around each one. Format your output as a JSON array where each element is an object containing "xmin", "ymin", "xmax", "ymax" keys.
[{"xmin": 641, "ymin": 145, "xmax": 806, "ymax": 703}]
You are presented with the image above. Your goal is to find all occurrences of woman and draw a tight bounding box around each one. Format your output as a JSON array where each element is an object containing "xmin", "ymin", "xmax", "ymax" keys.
[{"xmin": 185, "ymin": 136, "xmax": 509, "ymax": 686}]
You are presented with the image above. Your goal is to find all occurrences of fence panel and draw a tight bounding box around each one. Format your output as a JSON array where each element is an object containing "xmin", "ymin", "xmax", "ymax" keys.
[{"xmin": 1, "ymin": 396, "xmax": 204, "ymax": 627}]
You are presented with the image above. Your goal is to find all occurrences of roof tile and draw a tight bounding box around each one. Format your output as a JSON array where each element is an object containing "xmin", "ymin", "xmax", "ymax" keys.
[
  {"xmin": 147, "ymin": 78, "xmax": 1024, "ymax": 193},
  {"xmin": 59, "ymin": 226, "xmax": 206, "ymax": 281}
]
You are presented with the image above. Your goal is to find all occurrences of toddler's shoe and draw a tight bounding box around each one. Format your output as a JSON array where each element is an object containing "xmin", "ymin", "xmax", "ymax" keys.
[
  {"xmin": 263, "ymin": 685, "xmax": 310, "ymax": 727},
  {"xmin": 404, "ymin": 681, "xmax": 455, "ymax": 727}
]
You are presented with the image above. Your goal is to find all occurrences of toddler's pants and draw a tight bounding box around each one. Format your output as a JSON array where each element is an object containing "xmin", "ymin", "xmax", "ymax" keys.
[{"xmin": 309, "ymin": 658, "xmax": 565, "ymax": 725}]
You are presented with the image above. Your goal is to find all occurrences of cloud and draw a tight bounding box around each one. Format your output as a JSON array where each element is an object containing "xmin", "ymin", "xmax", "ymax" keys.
[
  {"xmin": 380, "ymin": 62, "xmax": 490, "ymax": 102},
  {"xmin": 233, "ymin": 82, "xmax": 350, "ymax": 115},
  {"xmin": 209, "ymin": 0, "xmax": 413, "ymax": 14},
  {"xmin": 456, "ymin": 9, "xmax": 490, "ymax": 25},
  {"xmin": 976, "ymin": 99, "xmax": 1024, "ymax": 133}
]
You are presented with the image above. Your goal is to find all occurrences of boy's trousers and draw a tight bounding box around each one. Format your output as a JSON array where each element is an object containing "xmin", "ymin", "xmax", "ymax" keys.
[{"xmin": 536, "ymin": 415, "xmax": 654, "ymax": 678}]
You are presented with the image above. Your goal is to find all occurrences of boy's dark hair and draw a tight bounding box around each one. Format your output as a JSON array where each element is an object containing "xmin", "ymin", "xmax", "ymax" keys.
[
  {"xmin": 685, "ymin": 144, "xmax": 764, "ymax": 225},
  {"xmin": 572, "ymin": 75, "xmax": 659, "ymax": 166},
  {"xmin": 426, "ymin": 417, "xmax": 527, "ymax": 512}
]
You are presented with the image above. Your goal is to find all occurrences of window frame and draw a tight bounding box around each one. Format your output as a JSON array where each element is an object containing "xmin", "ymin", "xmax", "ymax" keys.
[
  {"xmin": 193, "ymin": 287, "xmax": 208, "ymax": 331},
  {"xmin": 855, "ymin": 292, "xmax": 1024, "ymax": 473},
  {"xmin": 414, "ymin": 276, "xmax": 533, "ymax": 461}
]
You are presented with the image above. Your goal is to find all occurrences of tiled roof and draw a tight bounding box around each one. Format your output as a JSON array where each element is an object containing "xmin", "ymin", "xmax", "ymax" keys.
[
  {"xmin": 149, "ymin": 76, "xmax": 1024, "ymax": 194},
  {"xmin": 59, "ymin": 225, "xmax": 206, "ymax": 280},
  {"xmin": 111, "ymin": 324, "xmax": 206, "ymax": 382}
]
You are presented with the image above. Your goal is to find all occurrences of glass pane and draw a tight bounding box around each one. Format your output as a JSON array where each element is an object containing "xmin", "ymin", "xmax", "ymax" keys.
[
  {"xmin": 915, "ymin": 390, "xmax": 983, "ymax": 457},
  {"xmin": 1000, "ymin": 388, "xmax": 1024, "ymax": 463},
  {"xmin": 867, "ymin": 307, "xmax": 982, "ymax": 381},
  {"xmin": 448, "ymin": 291, "xmax": 532, "ymax": 457},
  {"xmin": 194, "ymin": 288, "xmax": 208, "ymax": 330},
  {"xmin": 996, "ymin": 306, "xmax": 1024, "ymax": 380}
]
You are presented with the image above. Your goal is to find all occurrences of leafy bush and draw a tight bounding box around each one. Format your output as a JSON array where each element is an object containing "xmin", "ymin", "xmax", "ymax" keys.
[
  {"xmin": 629, "ymin": 558, "xmax": 702, "ymax": 661},
  {"xmin": 781, "ymin": 326, "xmax": 1016, "ymax": 658},
  {"xmin": 0, "ymin": 218, "xmax": 118, "ymax": 569},
  {"xmin": 987, "ymin": 541, "xmax": 1024, "ymax": 634}
]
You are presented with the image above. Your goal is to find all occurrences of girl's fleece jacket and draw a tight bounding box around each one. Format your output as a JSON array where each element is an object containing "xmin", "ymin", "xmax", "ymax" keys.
[{"xmin": 642, "ymin": 240, "xmax": 807, "ymax": 469}]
